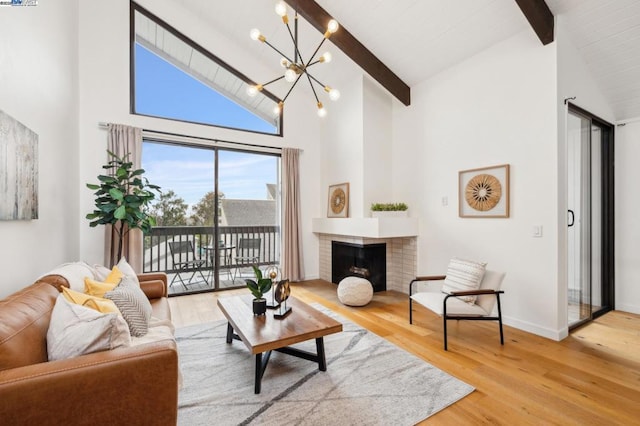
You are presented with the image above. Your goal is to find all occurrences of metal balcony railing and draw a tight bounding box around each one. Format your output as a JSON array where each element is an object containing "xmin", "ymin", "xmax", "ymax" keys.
[{"xmin": 143, "ymin": 225, "xmax": 280, "ymax": 294}]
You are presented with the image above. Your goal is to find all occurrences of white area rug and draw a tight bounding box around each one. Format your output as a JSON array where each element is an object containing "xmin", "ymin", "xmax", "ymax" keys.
[{"xmin": 176, "ymin": 304, "xmax": 474, "ymax": 425}]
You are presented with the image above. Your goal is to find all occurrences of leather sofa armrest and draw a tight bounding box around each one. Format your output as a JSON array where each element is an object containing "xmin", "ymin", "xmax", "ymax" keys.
[
  {"xmin": 138, "ymin": 272, "xmax": 168, "ymax": 298},
  {"xmin": 0, "ymin": 340, "xmax": 178, "ymax": 425}
]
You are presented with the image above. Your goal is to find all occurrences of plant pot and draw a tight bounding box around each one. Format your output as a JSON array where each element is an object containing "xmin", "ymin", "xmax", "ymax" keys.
[
  {"xmin": 371, "ymin": 210, "xmax": 408, "ymax": 218},
  {"xmin": 253, "ymin": 298, "xmax": 267, "ymax": 316}
]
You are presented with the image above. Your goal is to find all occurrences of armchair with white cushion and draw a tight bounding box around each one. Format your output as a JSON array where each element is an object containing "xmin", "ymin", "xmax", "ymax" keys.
[{"xmin": 409, "ymin": 258, "xmax": 506, "ymax": 350}]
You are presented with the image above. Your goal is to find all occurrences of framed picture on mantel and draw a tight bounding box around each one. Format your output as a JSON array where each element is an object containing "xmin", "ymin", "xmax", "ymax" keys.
[{"xmin": 327, "ymin": 183, "xmax": 349, "ymax": 218}]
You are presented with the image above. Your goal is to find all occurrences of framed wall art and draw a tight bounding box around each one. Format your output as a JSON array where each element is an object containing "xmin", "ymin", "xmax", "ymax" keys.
[
  {"xmin": 327, "ymin": 182, "xmax": 349, "ymax": 218},
  {"xmin": 459, "ymin": 164, "xmax": 509, "ymax": 218},
  {"xmin": 0, "ymin": 108, "xmax": 38, "ymax": 220}
]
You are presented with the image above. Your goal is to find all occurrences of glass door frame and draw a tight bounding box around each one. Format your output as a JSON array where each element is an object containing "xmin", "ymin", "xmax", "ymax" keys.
[{"xmin": 567, "ymin": 103, "xmax": 615, "ymax": 329}]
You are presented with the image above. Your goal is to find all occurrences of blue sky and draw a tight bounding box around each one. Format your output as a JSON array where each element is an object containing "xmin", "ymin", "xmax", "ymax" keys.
[{"xmin": 136, "ymin": 44, "xmax": 278, "ymax": 209}]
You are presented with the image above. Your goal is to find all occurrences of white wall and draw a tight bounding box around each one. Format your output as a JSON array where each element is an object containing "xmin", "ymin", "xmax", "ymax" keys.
[
  {"xmin": 0, "ymin": 0, "xmax": 80, "ymax": 298},
  {"xmin": 77, "ymin": 0, "xmax": 324, "ymax": 278},
  {"xmin": 321, "ymin": 74, "xmax": 364, "ymax": 218},
  {"xmin": 393, "ymin": 30, "xmax": 561, "ymax": 339},
  {"xmin": 363, "ymin": 77, "xmax": 393, "ymax": 213},
  {"xmin": 616, "ymin": 119, "xmax": 640, "ymax": 314}
]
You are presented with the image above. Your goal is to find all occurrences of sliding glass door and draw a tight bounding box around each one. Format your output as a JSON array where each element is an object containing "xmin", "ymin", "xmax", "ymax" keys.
[
  {"xmin": 141, "ymin": 140, "xmax": 280, "ymax": 295},
  {"xmin": 566, "ymin": 105, "xmax": 614, "ymax": 328}
]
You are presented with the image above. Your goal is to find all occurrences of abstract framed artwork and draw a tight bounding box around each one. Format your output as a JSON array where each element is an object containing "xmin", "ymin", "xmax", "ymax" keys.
[
  {"xmin": 0, "ymin": 109, "xmax": 38, "ymax": 220},
  {"xmin": 327, "ymin": 182, "xmax": 349, "ymax": 218},
  {"xmin": 459, "ymin": 164, "xmax": 509, "ymax": 218}
]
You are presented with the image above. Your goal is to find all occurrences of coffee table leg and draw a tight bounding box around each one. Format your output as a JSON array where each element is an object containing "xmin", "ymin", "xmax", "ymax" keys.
[
  {"xmin": 316, "ymin": 337, "xmax": 327, "ymax": 371},
  {"xmin": 226, "ymin": 322, "xmax": 233, "ymax": 344},
  {"xmin": 255, "ymin": 353, "xmax": 262, "ymax": 394}
]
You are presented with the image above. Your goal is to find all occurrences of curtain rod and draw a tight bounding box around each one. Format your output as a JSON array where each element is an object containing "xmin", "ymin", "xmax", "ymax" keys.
[{"xmin": 97, "ymin": 122, "xmax": 301, "ymax": 154}]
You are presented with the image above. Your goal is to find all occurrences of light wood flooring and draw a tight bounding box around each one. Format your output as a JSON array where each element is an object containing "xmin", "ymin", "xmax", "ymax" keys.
[{"xmin": 168, "ymin": 280, "xmax": 640, "ymax": 425}]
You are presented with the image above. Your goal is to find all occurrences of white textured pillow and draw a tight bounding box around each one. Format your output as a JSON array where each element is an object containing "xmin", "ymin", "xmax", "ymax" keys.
[
  {"xmin": 47, "ymin": 295, "xmax": 131, "ymax": 361},
  {"xmin": 105, "ymin": 275, "xmax": 152, "ymax": 337},
  {"xmin": 442, "ymin": 258, "xmax": 487, "ymax": 303},
  {"xmin": 116, "ymin": 257, "xmax": 140, "ymax": 287},
  {"xmin": 40, "ymin": 262, "xmax": 96, "ymax": 292},
  {"xmin": 91, "ymin": 264, "xmax": 112, "ymax": 282}
]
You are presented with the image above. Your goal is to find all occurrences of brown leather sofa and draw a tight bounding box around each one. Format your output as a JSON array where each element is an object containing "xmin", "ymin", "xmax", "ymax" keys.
[{"xmin": 0, "ymin": 272, "xmax": 178, "ymax": 426}]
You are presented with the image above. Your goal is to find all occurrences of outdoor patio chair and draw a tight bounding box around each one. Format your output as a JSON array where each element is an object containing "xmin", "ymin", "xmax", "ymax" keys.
[
  {"xmin": 232, "ymin": 238, "xmax": 261, "ymax": 282},
  {"xmin": 409, "ymin": 258, "xmax": 506, "ymax": 350},
  {"xmin": 168, "ymin": 241, "xmax": 209, "ymax": 289}
]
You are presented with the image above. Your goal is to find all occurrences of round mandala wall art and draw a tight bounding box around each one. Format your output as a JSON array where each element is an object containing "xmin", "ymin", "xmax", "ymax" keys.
[
  {"xmin": 465, "ymin": 173, "xmax": 502, "ymax": 211},
  {"xmin": 458, "ymin": 164, "xmax": 510, "ymax": 218}
]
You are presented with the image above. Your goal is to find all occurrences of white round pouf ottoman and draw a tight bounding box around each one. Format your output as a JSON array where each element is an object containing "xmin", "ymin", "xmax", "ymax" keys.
[{"xmin": 337, "ymin": 277, "xmax": 373, "ymax": 306}]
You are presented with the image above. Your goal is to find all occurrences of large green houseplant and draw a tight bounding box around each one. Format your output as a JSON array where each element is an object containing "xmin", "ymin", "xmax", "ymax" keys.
[{"xmin": 86, "ymin": 150, "xmax": 161, "ymax": 265}]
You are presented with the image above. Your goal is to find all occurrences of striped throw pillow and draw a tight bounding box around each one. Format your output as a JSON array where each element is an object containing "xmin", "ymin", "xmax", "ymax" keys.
[
  {"xmin": 442, "ymin": 258, "xmax": 487, "ymax": 303},
  {"xmin": 105, "ymin": 276, "xmax": 152, "ymax": 337}
]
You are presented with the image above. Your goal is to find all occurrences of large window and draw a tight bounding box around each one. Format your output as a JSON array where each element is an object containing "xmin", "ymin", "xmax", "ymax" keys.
[
  {"xmin": 131, "ymin": 3, "xmax": 282, "ymax": 135},
  {"xmin": 141, "ymin": 140, "xmax": 281, "ymax": 295}
]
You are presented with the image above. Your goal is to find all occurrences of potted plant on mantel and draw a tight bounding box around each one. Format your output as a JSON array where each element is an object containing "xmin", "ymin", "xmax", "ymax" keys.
[
  {"xmin": 86, "ymin": 150, "xmax": 161, "ymax": 266},
  {"xmin": 370, "ymin": 202, "xmax": 409, "ymax": 218},
  {"xmin": 246, "ymin": 265, "xmax": 273, "ymax": 316}
]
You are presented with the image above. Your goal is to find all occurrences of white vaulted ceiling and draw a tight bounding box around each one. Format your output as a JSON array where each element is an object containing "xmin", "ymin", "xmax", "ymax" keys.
[
  {"xmin": 547, "ymin": 0, "xmax": 640, "ymax": 121},
  {"xmin": 172, "ymin": 0, "xmax": 640, "ymax": 121}
]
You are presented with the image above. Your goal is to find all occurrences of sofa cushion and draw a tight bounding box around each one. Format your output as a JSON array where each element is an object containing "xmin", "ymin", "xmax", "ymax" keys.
[
  {"xmin": 47, "ymin": 295, "xmax": 131, "ymax": 361},
  {"xmin": 0, "ymin": 282, "xmax": 59, "ymax": 370},
  {"xmin": 441, "ymin": 258, "xmax": 487, "ymax": 303},
  {"xmin": 105, "ymin": 276, "xmax": 152, "ymax": 337}
]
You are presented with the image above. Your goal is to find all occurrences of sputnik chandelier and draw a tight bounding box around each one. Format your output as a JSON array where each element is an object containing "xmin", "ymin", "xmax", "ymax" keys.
[{"xmin": 246, "ymin": 1, "xmax": 341, "ymax": 117}]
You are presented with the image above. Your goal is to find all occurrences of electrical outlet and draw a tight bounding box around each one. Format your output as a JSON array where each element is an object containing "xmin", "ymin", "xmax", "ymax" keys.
[{"xmin": 441, "ymin": 196, "xmax": 448, "ymax": 206}]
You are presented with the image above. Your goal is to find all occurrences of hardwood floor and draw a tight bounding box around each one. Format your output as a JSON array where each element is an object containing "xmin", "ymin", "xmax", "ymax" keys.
[{"xmin": 168, "ymin": 280, "xmax": 640, "ymax": 425}]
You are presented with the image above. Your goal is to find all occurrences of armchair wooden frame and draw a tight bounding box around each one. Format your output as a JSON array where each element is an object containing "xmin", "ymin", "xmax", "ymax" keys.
[{"xmin": 409, "ymin": 275, "xmax": 505, "ymax": 350}]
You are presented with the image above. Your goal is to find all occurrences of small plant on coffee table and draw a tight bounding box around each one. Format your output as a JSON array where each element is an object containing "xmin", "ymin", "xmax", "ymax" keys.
[{"xmin": 246, "ymin": 265, "xmax": 272, "ymax": 316}]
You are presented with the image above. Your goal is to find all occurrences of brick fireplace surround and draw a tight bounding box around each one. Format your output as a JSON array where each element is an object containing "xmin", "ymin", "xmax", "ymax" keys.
[{"xmin": 317, "ymin": 234, "xmax": 417, "ymax": 293}]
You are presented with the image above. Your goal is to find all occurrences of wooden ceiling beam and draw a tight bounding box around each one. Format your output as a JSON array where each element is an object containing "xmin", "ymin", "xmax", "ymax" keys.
[
  {"xmin": 287, "ymin": 0, "xmax": 411, "ymax": 106},
  {"xmin": 514, "ymin": 0, "xmax": 555, "ymax": 45}
]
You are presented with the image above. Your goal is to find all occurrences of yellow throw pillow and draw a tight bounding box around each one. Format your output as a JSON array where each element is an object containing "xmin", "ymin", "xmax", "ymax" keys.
[
  {"xmin": 105, "ymin": 265, "xmax": 124, "ymax": 284},
  {"xmin": 84, "ymin": 266, "xmax": 124, "ymax": 297},
  {"xmin": 61, "ymin": 287, "xmax": 120, "ymax": 314},
  {"xmin": 84, "ymin": 277, "xmax": 119, "ymax": 297}
]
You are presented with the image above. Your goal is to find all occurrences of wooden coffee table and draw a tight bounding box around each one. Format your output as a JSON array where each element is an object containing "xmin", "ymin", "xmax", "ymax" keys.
[{"xmin": 217, "ymin": 295, "xmax": 343, "ymax": 394}]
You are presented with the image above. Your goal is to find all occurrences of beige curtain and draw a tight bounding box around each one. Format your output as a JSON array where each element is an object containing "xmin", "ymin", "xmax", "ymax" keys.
[
  {"xmin": 104, "ymin": 124, "xmax": 143, "ymax": 271},
  {"xmin": 281, "ymin": 148, "xmax": 304, "ymax": 281}
]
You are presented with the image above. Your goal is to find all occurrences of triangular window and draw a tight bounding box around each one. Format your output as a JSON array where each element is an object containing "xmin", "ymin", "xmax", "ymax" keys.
[{"xmin": 131, "ymin": 3, "xmax": 281, "ymax": 135}]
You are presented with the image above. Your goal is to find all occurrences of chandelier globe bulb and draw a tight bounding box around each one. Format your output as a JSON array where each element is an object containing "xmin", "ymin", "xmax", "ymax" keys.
[
  {"xmin": 275, "ymin": 1, "xmax": 287, "ymax": 17},
  {"xmin": 284, "ymin": 68, "xmax": 297, "ymax": 82},
  {"xmin": 327, "ymin": 20, "xmax": 339, "ymax": 34}
]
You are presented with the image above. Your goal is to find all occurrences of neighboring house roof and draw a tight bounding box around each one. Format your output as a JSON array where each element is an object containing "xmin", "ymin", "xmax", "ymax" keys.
[
  {"xmin": 220, "ymin": 199, "xmax": 276, "ymax": 226},
  {"xmin": 266, "ymin": 184, "xmax": 276, "ymax": 200}
]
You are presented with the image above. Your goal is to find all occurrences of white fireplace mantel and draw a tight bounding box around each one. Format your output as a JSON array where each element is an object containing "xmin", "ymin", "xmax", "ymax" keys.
[{"xmin": 312, "ymin": 217, "xmax": 419, "ymax": 238}]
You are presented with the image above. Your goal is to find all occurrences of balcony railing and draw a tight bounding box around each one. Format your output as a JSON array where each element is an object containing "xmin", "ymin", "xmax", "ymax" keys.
[{"xmin": 143, "ymin": 225, "xmax": 280, "ymax": 295}]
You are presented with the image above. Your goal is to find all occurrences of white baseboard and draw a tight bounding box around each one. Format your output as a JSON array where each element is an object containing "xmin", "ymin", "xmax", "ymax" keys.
[
  {"xmin": 615, "ymin": 303, "xmax": 640, "ymax": 315},
  {"xmin": 503, "ymin": 315, "xmax": 568, "ymax": 341}
]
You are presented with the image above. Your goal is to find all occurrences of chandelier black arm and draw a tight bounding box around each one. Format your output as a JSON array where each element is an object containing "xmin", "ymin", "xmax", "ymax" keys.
[
  {"xmin": 260, "ymin": 75, "xmax": 286, "ymax": 88},
  {"xmin": 304, "ymin": 38, "xmax": 327, "ymax": 70},
  {"xmin": 307, "ymin": 73, "xmax": 327, "ymax": 90},
  {"xmin": 281, "ymin": 72, "xmax": 305, "ymax": 103},
  {"xmin": 304, "ymin": 71, "xmax": 321, "ymax": 103},
  {"xmin": 263, "ymin": 39, "xmax": 295, "ymax": 65},
  {"xmin": 284, "ymin": 18, "xmax": 306, "ymax": 65}
]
